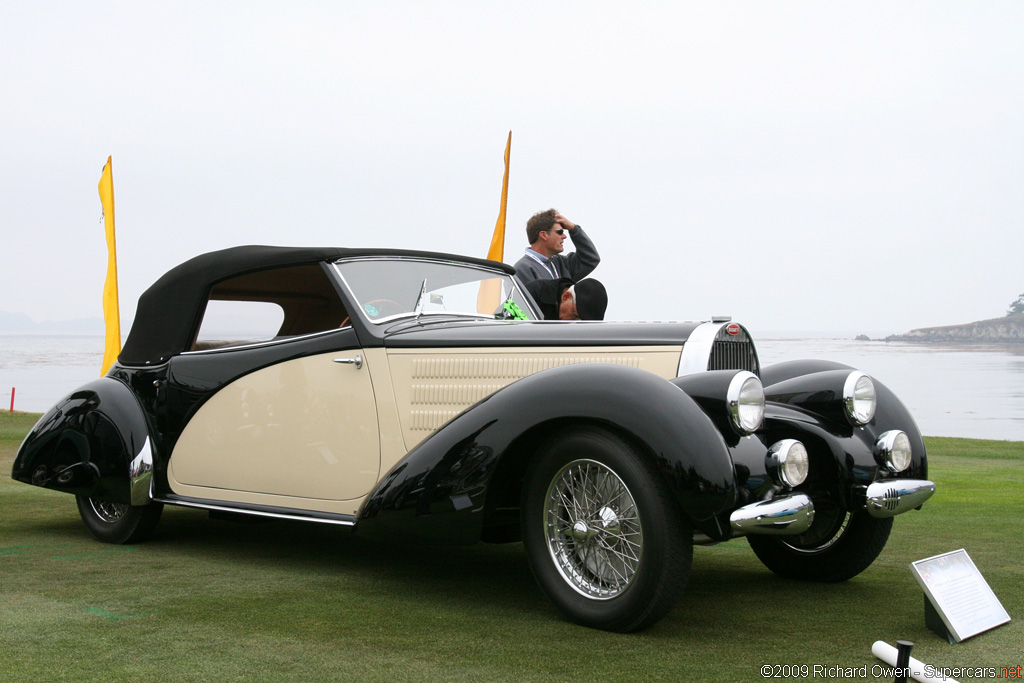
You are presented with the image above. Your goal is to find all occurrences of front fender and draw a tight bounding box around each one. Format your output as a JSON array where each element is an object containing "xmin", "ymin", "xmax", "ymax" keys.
[
  {"xmin": 12, "ymin": 377, "xmax": 155, "ymax": 505},
  {"xmin": 762, "ymin": 377, "xmax": 928, "ymax": 510},
  {"xmin": 357, "ymin": 363, "xmax": 738, "ymax": 543}
]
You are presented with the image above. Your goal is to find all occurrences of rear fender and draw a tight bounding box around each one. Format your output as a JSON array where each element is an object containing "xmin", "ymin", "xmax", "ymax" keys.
[
  {"xmin": 357, "ymin": 363, "xmax": 739, "ymax": 544},
  {"xmin": 11, "ymin": 378, "xmax": 155, "ymax": 505}
]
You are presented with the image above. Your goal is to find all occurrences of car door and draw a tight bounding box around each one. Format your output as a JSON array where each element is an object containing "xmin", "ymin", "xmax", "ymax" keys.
[{"xmin": 161, "ymin": 264, "xmax": 381, "ymax": 514}]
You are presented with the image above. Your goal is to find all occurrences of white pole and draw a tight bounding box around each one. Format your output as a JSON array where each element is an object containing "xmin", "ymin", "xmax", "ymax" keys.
[{"xmin": 872, "ymin": 641, "xmax": 957, "ymax": 683}]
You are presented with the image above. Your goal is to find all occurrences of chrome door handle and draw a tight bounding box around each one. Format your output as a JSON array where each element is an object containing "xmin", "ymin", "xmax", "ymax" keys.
[{"xmin": 333, "ymin": 354, "xmax": 363, "ymax": 369}]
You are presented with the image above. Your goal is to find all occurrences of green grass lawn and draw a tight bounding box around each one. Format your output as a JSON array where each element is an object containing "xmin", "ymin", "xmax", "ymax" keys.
[{"xmin": 2, "ymin": 411, "xmax": 1021, "ymax": 682}]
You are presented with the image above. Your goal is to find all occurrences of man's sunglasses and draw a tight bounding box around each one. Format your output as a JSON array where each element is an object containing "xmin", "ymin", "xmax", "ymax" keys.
[{"xmin": 544, "ymin": 228, "xmax": 566, "ymax": 235}]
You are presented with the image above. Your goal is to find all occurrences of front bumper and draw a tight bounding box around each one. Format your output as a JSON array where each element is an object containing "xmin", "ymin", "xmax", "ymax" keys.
[
  {"xmin": 730, "ymin": 493, "xmax": 815, "ymax": 535},
  {"xmin": 729, "ymin": 477, "xmax": 936, "ymax": 536},
  {"xmin": 864, "ymin": 479, "xmax": 936, "ymax": 518}
]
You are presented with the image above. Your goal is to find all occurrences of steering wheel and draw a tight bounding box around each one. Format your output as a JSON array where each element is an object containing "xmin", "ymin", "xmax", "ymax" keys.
[{"xmin": 363, "ymin": 299, "xmax": 405, "ymax": 319}]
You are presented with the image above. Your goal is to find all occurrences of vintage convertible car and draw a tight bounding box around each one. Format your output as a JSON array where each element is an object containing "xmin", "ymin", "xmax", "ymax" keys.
[{"xmin": 13, "ymin": 246, "xmax": 935, "ymax": 631}]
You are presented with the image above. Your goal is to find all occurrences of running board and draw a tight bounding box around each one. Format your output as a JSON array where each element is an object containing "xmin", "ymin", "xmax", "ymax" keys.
[{"xmin": 154, "ymin": 495, "xmax": 357, "ymax": 527}]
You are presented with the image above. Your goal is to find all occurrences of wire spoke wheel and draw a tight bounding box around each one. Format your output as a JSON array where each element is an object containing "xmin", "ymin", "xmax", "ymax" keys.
[
  {"xmin": 779, "ymin": 501, "xmax": 850, "ymax": 553},
  {"xmin": 545, "ymin": 459, "xmax": 643, "ymax": 599},
  {"xmin": 76, "ymin": 496, "xmax": 163, "ymax": 544},
  {"xmin": 521, "ymin": 428, "xmax": 691, "ymax": 632},
  {"xmin": 747, "ymin": 504, "xmax": 893, "ymax": 583},
  {"xmin": 88, "ymin": 498, "xmax": 130, "ymax": 523}
]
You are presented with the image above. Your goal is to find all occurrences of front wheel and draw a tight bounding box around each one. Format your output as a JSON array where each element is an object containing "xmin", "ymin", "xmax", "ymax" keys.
[
  {"xmin": 76, "ymin": 496, "xmax": 163, "ymax": 544},
  {"xmin": 521, "ymin": 429, "xmax": 692, "ymax": 632},
  {"xmin": 746, "ymin": 502, "xmax": 892, "ymax": 582}
]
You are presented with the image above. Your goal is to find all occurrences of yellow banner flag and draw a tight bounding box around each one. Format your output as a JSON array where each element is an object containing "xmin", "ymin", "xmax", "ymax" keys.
[
  {"xmin": 98, "ymin": 156, "xmax": 121, "ymax": 375},
  {"xmin": 477, "ymin": 131, "xmax": 511, "ymax": 314},
  {"xmin": 487, "ymin": 130, "xmax": 511, "ymax": 262}
]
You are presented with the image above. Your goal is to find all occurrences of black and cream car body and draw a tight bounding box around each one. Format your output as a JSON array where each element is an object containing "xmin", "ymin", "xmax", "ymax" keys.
[{"xmin": 13, "ymin": 246, "xmax": 935, "ymax": 631}]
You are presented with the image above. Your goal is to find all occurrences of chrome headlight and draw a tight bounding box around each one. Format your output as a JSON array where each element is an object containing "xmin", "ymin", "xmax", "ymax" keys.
[
  {"xmin": 875, "ymin": 430, "xmax": 912, "ymax": 472},
  {"xmin": 842, "ymin": 371, "xmax": 876, "ymax": 425},
  {"xmin": 766, "ymin": 439, "xmax": 809, "ymax": 487},
  {"xmin": 728, "ymin": 371, "xmax": 764, "ymax": 434}
]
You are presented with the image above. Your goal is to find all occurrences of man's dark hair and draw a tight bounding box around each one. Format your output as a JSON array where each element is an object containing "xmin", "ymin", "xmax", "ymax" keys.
[{"xmin": 526, "ymin": 208, "xmax": 558, "ymax": 244}]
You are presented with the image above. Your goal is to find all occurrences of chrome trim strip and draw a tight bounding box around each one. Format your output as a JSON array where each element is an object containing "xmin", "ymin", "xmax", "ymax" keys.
[
  {"xmin": 153, "ymin": 497, "xmax": 358, "ymax": 526},
  {"xmin": 129, "ymin": 437, "xmax": 154, "ymax": 506},
  {"xmin": 181, "ymin": 327, "xmax": 343, "ymax": 356},
  {"xmin": 864, "ymin": 479, "xmax": 936, "ymax": 518},
  {"xmin": 677, "ymin": 321, "xmax": 729, "ymax": 376},
  {"xmin": 729, "ymin": 493, "xmax": 815, "ymax": 535}
]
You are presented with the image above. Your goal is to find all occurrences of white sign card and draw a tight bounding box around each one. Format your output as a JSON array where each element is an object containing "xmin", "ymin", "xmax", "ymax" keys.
[{"xmin": 909, "ymin": 549, "xmax": 1011, "ymax": 643}]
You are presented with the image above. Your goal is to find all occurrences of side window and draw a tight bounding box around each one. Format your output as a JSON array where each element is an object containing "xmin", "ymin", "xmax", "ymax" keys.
[
  {"xmin": 191, "ymin": 264, "xmax": 349, "ymax": 351},
  {"xmin": 194, "ymin": 300, "xmax": 286, "ymax": 348}
]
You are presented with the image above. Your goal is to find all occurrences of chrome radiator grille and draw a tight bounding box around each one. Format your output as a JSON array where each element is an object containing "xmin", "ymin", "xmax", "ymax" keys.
[{"xmin": 709, "ymin": 328, "xmax": 760, "ymax": 375}]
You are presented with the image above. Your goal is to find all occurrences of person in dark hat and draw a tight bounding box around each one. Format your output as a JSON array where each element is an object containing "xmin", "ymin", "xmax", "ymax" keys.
[{"xmin": 525, "ymin": 277, "xmax": 608, "ymax": 321}]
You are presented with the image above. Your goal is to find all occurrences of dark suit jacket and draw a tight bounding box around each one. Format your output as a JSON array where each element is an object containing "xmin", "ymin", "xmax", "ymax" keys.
[{"xmin": 513, "ymin": 225, "xmax": 600, "ymax": 285}]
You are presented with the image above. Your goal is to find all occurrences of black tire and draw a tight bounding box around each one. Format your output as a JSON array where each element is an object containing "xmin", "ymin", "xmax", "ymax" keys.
[
  {"xmin": 746, "ymin": 501, "xmax": 892, "ymax": 582},
  {"xmin": 520, "ymin": 428, "xmax": 692, "ymax": 632},
  {"xmin": 76, "ymin": 496, "xmax": 163, "ymax": 544}
]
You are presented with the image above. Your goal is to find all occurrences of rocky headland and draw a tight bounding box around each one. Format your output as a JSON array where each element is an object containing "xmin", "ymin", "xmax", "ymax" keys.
[{"xmin": 883, "ymin": 313, "xmax": 1024, "ymax": 344}]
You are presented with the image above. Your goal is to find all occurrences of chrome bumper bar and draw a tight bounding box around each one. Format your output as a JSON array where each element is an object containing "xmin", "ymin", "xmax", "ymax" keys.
[
  {"xmin": 730, "ymin": 492, "xmax": 815, "ymax": 535},
  {"xmin": 864, "ymin": 479, "xmax": 936, "ymax": 518}
]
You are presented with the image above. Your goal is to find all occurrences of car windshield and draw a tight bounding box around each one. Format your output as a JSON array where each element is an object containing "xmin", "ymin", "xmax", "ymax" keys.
[{"xmin": 334, "ymin": 258, "xmax": 539, "ymax": 323}]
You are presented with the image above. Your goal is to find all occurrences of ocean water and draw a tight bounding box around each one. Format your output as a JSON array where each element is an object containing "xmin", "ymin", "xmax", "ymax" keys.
[
  {"xmin": 1, "ymin": 333, "xmax": 1021, "ymax": 442},
  {"xmin": 1, "ymin": 335, "xmax": 106, "ymax": 416},
  {"xmin": 755, "ymin": 336, "xmax": 1024, "ymax": 442}
]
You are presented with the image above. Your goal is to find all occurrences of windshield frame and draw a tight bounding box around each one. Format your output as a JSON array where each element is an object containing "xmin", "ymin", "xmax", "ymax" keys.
[{"xmin": 332, "ymin": 256, "xmax": 539, "ymax": 326}]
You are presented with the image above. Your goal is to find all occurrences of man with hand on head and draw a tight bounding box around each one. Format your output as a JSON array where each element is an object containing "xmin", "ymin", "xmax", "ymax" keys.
[{"xmin": 513, "ymin": 209, "xmax": 600, "ymax": 285}]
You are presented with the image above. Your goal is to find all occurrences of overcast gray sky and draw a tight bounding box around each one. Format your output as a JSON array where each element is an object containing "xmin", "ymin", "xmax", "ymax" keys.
[{"xmin": 2, "ymin": 1, "xmax": 1022, "ymax": 336}]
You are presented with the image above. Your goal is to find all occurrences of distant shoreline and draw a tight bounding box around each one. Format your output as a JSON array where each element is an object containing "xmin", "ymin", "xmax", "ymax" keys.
[
  {"xmin": 0, "ymin": 331, "xmax": 104, "ymax": 336},
  {"xmin": 878, "ymin": 313, "xmax": 1024, "ymax": 344},
  {"xmin": 0, "ymin": 311, "xmax": 103, "ymax": 334}
]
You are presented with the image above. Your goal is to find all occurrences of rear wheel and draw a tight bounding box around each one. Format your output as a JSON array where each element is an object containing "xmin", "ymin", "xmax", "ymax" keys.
[
  {"xmin": 746, "ymin": 500, "xmax": 891, "ymax": 582},
  {"xmin": 76, "ymin": 496, "xmax": 163, "ymax": 544},
  {"xmin": 521, "ymin": 428, "xmax": 691, "ymax": 632}
]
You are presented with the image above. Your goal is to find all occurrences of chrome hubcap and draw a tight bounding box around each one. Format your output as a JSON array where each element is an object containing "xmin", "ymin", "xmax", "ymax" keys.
[
  {"xmin": 89, "ymin": 498, "xmax": 129, "ymax": 523},
  {"xmin": 783, "ymin": 508, "xmax": 850, "ymax": 553},
  {"xmin": 544, "ymin": 459, "xmax": 642, "ymax": 600}
]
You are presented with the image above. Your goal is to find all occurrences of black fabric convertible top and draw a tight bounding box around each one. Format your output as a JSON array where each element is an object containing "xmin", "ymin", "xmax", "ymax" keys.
[{"xmin": 119, "ymin": 245, "xmax": 514, "ymax": 366}]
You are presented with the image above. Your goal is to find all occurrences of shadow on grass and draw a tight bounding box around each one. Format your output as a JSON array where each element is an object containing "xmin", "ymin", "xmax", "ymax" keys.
[
  {"xmin": 19, "ymin": 504, "xmax": 553, "ymax": 619},
  {"xmin": 14, "ymin": 503, "xmax": 883, "ymax": 638}
]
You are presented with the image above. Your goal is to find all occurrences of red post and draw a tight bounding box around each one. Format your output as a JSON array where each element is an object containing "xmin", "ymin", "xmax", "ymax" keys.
[{"xmin": 9, "ymin": 387, "xmax": 14, "ymax": 412}]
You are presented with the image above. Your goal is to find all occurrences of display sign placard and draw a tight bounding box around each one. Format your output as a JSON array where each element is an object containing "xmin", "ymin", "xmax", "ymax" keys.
[{"xmin": 909, "ymin": 549, "xmax": 1011, "ymax": 643}]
